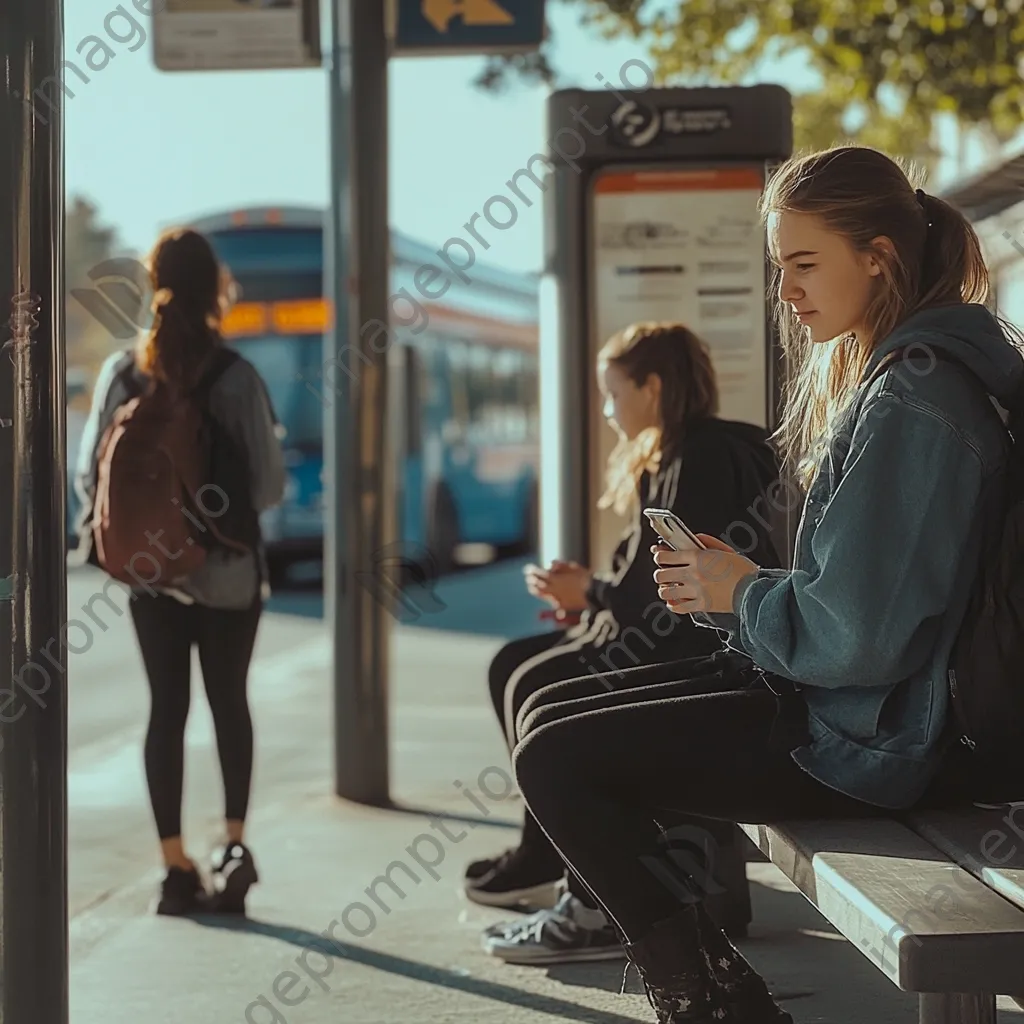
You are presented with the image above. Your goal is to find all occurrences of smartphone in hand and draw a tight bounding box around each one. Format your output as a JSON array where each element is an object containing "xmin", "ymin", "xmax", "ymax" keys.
[{"xmin": 643, "ymin": 508, "xmax": 707, "ymax": 551}]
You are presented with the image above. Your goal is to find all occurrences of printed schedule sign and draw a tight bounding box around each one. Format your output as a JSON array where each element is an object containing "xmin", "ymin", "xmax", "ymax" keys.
[
  {"xmin": 153, "ymin": 0, "xmax": 321, "ymax": 71},
  {"xmin": 587, "ymin": 164, "xmax": 770, "ymax": 562},
  {"xmin": 590, "ymin": 165, "xmax": 768, "ymax": 425}
]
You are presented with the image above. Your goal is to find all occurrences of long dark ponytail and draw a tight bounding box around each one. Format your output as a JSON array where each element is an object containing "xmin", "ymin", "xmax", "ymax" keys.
[{"xmin": 136, "ymin": 228, "xmax": 227, "ymax": 393}]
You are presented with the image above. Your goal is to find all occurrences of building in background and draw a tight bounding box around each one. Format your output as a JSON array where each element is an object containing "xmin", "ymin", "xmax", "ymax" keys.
[{"xmin": 940, "ymin": 144, "xmax": 1024, "ymax": 331}]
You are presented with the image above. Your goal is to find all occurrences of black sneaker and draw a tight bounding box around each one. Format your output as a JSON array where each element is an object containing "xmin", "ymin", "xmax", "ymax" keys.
[
  {"xmin": 465, "ymin": 849, "xmax": 511, "ymax": 884},
  {"xmin": 482, "ymin": 892, "xmax": 624, "ymax": 964},
  {"xmin": 207, "ymin": 842, "xmax": 259, "ymax": 914},
  {"xmin": 464, "ymin": 846, "xmax": 563, "ymax": 910},
  {"xmin": 155, "ymin": 866, "xmax": 208, "ymax": 916}
]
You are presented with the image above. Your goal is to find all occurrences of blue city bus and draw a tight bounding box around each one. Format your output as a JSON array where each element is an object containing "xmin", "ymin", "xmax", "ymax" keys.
[{"xmin": 184, "ymin": 206, "xmax": 540, "ymax": 580}]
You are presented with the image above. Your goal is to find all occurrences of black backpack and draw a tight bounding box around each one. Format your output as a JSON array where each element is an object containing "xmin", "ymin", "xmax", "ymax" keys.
[{"xmin": 865, "ymin": 346, "xmax": 1024, "ymax": 794}]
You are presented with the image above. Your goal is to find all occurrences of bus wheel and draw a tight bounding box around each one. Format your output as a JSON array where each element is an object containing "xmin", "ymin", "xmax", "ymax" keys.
[{"xmin": 426, "ymin": 483, "xmax": 459, "ymax": 576}]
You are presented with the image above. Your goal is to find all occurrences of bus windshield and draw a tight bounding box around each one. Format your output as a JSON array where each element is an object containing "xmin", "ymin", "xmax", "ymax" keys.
[
  {"xmin": 209, "ymin": 227, "xmax": 323, "ymax": 303},
  {"xmin": 229, "ymin": 334, "xmax": 324, "ymax": 451}
]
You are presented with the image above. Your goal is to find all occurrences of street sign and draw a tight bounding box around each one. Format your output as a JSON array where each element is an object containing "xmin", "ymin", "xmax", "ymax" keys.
[
  {"xmin": 153, "ymin": 0, "xmax": 321, "ymax": 71},
  {"xmin": 392, "ymin": 0, "xmax": 545, "ymax": 55}
]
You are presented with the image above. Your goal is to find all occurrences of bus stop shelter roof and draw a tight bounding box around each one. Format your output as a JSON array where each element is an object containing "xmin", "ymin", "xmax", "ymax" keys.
[{"xmin": 940, "ymin": 149, "xmax": 1024, "ymax": 222}]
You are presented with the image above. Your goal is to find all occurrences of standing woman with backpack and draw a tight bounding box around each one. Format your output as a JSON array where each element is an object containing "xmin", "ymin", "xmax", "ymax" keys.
[
  {"xmin": 74, "ymin": 228, "xmax": 285, "ymax": 916},
  {"xmin": 509, "ymin": 146, "xmax": 1024, "ymax": 1023}
]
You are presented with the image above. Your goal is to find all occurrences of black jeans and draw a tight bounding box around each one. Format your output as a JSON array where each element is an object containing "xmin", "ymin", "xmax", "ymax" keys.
[
  {"xmin": 512, "ymin": 651, "xmax": 975, "ymax": 941},
  {"xmin": 489, "ymin": 634, "xmax": 751, "ymax": 926},
  {"xmin": 130, "ymin": 591, "xmax": 262, "ymax": 840},
  {"xmin": 488, "ymin": 629, "xmax": 722, "ymax": 873},
  {"xmin": 487, "ymin": 629, "xmax": 602, "ymax": 876}
]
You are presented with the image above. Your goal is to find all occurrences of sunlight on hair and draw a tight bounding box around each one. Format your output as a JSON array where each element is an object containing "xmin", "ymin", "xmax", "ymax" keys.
[{"xmin": 761, "ymin": 145, "xmax": 997, "ymax": 490}]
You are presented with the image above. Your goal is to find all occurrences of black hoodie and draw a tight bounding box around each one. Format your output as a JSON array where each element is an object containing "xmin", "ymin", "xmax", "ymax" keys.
[{"xmin": 581, "ymin": 416, "xmax": 783, "ymax": 656}]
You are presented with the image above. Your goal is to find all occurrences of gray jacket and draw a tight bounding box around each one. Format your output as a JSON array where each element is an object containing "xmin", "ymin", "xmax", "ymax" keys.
[
  {"xmin": 75, "ymin": 347, "xmax": 286, "ymax": 608},
  {"xmin": 698, "ymin": 304, "xmax": 1024, "ymax": 809}
]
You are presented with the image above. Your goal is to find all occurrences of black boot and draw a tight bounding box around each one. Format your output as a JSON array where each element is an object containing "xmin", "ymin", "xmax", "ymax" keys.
[
  {"xmin": 622, "ymin": 906, "xmax": 734, "ymax": 1023},
  {"xmin": 695, "ymin": 903, "xmax": 792, "ymax": 1023}
]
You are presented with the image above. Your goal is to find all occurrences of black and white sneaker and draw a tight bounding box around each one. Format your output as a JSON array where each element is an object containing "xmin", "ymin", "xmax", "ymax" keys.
[
  {"xmin": 464, "ymin": 846, "xmax": 562, "ymax": 910},
  {"xmin": 207, "ymin": 842, "xmax": 259, "ymax": 915},
  {"xmin": 481, "ymin": 892, "xmax": 624, "ymax": 964}
]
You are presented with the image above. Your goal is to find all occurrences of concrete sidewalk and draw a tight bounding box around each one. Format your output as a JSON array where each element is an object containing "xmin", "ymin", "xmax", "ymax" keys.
[{"xmin": 68, "ymin": 621, "xmax": 1019, "ymax": 1023}]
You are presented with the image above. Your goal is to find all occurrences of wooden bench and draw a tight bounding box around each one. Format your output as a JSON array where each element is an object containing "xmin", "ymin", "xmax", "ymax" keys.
[{"xmin": 740, "ymin": 808, "xmax": 1024, "ymax": 1024}]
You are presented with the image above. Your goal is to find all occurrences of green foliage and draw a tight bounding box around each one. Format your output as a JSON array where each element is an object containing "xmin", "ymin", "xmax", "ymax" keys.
[
  {"xmin": 66, "ymin": 196, "xmax": 130, "ymax": 380},
  {"xmin": 477, "ymin": 0, "xmax": 1024, "ymax": 158},
  {"xmin": 67, "ymin": 196, "xmax": 119, "ymax": 283}
]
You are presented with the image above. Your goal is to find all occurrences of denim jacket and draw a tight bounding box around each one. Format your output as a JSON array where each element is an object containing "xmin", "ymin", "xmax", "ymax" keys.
[{"xmin": 698, "ymin": 304, "xmax": 1024, "ymax": 809}]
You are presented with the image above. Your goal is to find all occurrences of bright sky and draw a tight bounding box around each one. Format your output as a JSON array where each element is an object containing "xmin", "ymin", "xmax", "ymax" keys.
[{"xmin": 65, "ymin": 2, "xmax": 654, "ymax": 274}]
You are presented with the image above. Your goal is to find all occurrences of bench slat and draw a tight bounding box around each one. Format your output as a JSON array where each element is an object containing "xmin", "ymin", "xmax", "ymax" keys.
[
  {"xmin": 740, "ymin": 819, "xmax": 1024, "ymax": 994},
  {"xmin": 905, "ymin": 808, "xmax": 1024, "ymax": 915}
]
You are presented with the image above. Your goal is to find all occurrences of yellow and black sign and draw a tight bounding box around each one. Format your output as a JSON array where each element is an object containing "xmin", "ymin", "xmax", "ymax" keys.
[
  {"xmin": 221, "ymin": 298, "xmax": 332, "ymax": 338},
  {"xmin": 393, "ymin": 0, "xmax": 544, "ymax": 55}
]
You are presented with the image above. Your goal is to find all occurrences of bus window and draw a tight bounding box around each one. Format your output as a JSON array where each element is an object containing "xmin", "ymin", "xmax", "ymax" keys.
[
  {"xmin": 209, "ymin": 227, "xmax": 323, "ymax": 303},
  {"xmin": 444, "ymin": 338, "xmax": 470, "ymax": 438},
  {"xmin": 465, "ymin": 343, "xmax": 493, "ymax": 440},
  {"xmin": 418, "ymin": 349, "xmax": 442, "ymax": 414},
  {"xmin": 519, "ymin": 352, "xmax": 539, "ymax": 441},
  {"xmin": 492, "ymin": 348, "xmax": 526, "ymax": 443}
]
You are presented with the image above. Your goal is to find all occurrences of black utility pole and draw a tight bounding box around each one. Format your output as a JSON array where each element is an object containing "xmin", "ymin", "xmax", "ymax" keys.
[
  {"xmin": 0, "ymin": 0, "xmax": 70, "ymax": 1021},
  {"xmin": 324, "ymin": 0, "xmax": 391, "ymax": 803}
]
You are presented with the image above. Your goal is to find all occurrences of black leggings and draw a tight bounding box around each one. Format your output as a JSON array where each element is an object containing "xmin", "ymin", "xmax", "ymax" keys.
[
  {"xmin": 487, "ymin": 629, "xmax": 592, "ymax": 875},
  {"xmin": 512, "ymin": 652, "xmax": 975, "ymax": 941},
  {"xmin": 130, "ymin": 592, "xmax": 262, "ymax": 840},
  {"xmin": 488, "ymin": 633, "xmax": 745, "ymax": 908},
  {"xmin": 488, "ymin": 628, "xmax": 724, "ymax": 748}
]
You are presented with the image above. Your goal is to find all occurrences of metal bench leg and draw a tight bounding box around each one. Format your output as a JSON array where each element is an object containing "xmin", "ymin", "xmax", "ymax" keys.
[{"xmin": 918, "ymin": 994, "xmax": 996, "ymax": 1024}]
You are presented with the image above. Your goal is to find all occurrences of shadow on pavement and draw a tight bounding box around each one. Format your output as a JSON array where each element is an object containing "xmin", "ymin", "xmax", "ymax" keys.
[
  {"xmin": 188, "ymin": 913, "xmax": 649, "ymax": 1024},
  {"xmin": 385, "ymin": 803, "xmax": 522, "ymax": 833}
]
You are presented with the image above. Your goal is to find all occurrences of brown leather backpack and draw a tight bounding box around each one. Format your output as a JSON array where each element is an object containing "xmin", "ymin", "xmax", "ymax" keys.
[{"xmin": 91, "ymin": 350, "xmax": 248, "ymax": 588}]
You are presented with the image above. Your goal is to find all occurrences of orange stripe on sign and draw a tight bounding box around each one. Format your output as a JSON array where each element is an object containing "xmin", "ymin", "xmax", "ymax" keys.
[
  {"xmin": 594, "ymin": 167, "xmax": 763, "ymax": 194},
  {"xmin": 221, "ymin": 302, "xmax": 269, "ymax": 337},
  {"xmin": 272, "ymin": 298, "xmax": 333, "ymax": 334}
]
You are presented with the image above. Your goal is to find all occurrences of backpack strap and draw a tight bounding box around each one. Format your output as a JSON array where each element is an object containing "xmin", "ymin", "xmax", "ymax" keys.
[
  {"xmin": 113, "ymin": 348, "xmax": 137, "ymax": 386},
  {"xmin": 95, "ymin": 349, "xmax": 145, "ymax": 427}
]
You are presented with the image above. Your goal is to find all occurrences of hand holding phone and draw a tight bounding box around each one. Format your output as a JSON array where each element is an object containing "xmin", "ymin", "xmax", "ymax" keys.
[
  {"xmin": 647, "ymin": 512, "xmax": 760, "ymax": 615},
  {"xmin": 643, "ymin": 508, "xmax": 707, "ymax": 551}
]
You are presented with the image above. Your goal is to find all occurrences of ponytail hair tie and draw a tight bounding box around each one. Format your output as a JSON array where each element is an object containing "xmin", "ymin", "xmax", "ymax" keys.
[
  {"xmin": 915, "ymin": 188, "xmax": 933, "ymax": 228},
  {"xmin": 151, "ymin": 287, "xmax": 174, "ymax": 313}
]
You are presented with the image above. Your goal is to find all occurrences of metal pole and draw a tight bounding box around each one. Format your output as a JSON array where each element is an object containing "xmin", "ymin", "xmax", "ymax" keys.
[
  {"xmin": 0, "ymin": 0, "xmax": 69, "ymax": 1019},
  {"xmin": 324, "ymin": 0, "xmax": 391, "ymax": 804}
]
